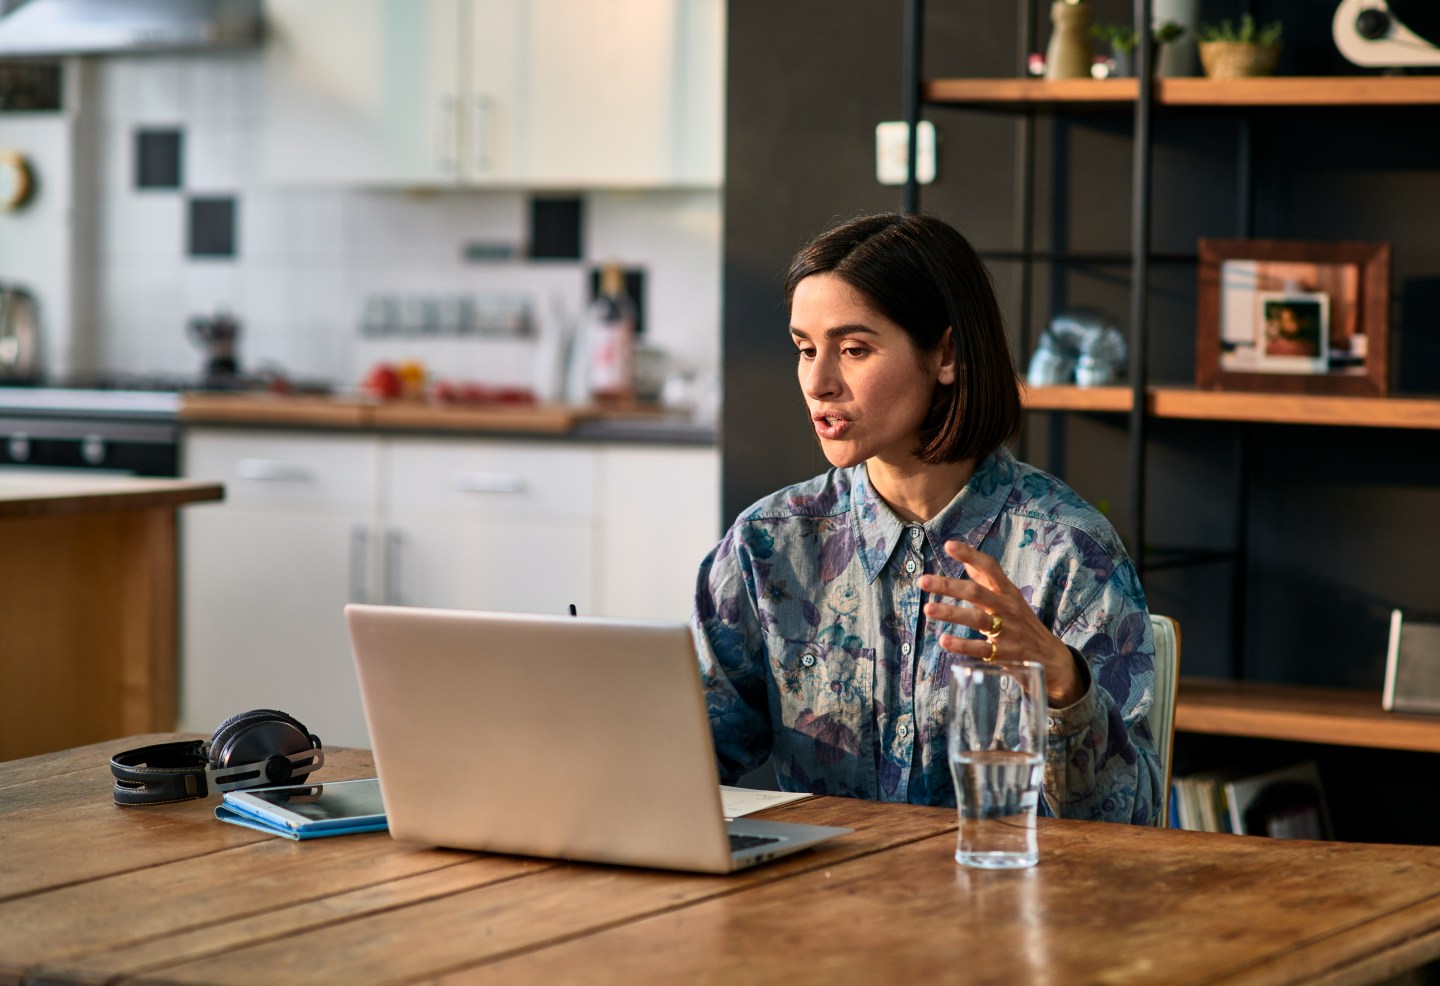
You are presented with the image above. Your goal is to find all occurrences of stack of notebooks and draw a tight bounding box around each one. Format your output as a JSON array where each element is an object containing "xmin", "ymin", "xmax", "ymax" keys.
[{"xmin": 1170, "ymin": 761, "xmax": 1332, "ymax": 839}]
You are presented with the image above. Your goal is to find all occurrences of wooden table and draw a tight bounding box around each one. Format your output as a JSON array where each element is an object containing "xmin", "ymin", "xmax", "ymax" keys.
[
  {"xmin": 0, "ymin": 477, "xmax": 223, "ymax": 760},
  {"xmin": 6, "ymin": 736, "xmax": 1440, "ymax": 986}
]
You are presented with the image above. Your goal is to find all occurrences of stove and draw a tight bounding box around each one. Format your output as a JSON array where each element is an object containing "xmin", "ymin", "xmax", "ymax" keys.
[{"xmin": 0, "ymin": 381, "xmax": 183, "ymax": 475}]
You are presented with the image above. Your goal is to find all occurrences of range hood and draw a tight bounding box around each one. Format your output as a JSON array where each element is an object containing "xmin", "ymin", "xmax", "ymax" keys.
[{"xmin": 0, "ymin": 0, "xmax": 260, "ymax": 56}]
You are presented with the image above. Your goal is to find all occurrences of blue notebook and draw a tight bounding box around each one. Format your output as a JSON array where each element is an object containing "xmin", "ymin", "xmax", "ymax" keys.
[{"xmin": 216, "ymin": 777, "xmax": 388, "ymax": 840}]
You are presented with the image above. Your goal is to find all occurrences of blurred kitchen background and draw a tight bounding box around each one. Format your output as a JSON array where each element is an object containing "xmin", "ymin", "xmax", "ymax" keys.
[{"xmin": 0, "ymin": 0, "xmax": 722, "ymax": 406}]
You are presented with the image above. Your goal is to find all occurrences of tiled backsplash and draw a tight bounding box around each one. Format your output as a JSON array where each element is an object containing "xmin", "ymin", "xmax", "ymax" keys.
[{"xmin": 69, "ymin": 54, "xmax": 721, "ymax": 393}]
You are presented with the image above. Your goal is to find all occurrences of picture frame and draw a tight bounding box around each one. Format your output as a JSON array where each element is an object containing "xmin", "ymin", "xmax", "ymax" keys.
[{"xmin": 1196, "ymin": 239, "xmax": 1391, "ymax": 396}]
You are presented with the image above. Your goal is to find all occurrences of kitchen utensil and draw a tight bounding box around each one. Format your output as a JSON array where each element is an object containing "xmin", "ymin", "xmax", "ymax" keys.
[{"xmin": 0, "ymin": 283, "xmax": 41, "ymax": 382}]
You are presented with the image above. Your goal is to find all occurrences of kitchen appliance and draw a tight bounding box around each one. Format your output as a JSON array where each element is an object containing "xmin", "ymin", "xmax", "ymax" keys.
[
  {"xmin": 0, "ymin": 0, "xmax": 261, "ymax": 57},
  {"xmin": 188, "ymin": 310, "xmax": 240, "ymax": 380},
  {"xmin": 1334, "ymin": 0, "xmax": 1440, "ymax": 67},
  {"xmin": 0, "ymin": 283, "xmax": 41, "ymax": 383},
  {"xmin": 0, "ymin": 385, "xmax": 180, "ymax": 476}
]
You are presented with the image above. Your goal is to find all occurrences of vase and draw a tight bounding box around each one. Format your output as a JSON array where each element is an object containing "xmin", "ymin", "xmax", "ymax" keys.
[
  {"xmin": 1153, "ymin": 0, "xmax": 1199, "ymax": 76},
  {"xmin": 1199, "ymin": 41, "xmax": 1281, "ymax": 78},
  {"xmin": 1045, "ymin": 1, "xmax": 1093, "ymax": 81}
]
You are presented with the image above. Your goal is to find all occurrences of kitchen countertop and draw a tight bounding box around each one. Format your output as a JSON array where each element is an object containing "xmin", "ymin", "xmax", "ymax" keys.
[
  {"xmin": 176, "ymin": 392, "xmax": 717, "ymax": 445},
  {"xmin": 0, "ymin": 474, "xmax": 224, "ymax": 519}
]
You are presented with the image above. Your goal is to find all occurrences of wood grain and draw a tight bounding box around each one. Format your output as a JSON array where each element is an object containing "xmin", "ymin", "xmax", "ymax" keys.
[
  {"xmin": 440, "ymin": 821, "xmax": 1440, "ymax": 986},
  {"xmin": 179, "ymin": 393, "xmax": 372, "ymax": 427},
  {"xmin": 52, "ymin": 798, "xmax": 952, "ymax": 986},
  {"xmin": 1177, "ymin": 677, "xmax": 1440, "ymax": 753}
]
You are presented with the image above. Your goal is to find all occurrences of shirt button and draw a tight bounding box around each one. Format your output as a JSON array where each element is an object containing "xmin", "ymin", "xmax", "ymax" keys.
[
  {"xmin": 898, "ymin": 723, "xmax": 909, "ymax": 738},
  {"xmin": 905, "ymin": 559, "xmax": 916, "ymax": 574},
  {"xmin": 909, "ymin": 527, "xmax": 922, "ymax": 540},
  {"xmin": 801, "ymin": 654, "xmax": 816, "ymax": 668},
  {"xmin": 901, "ymin": 642, "xmax": 911, "ymax": 655},
  {"xmin": 1047, "ymin": 716, "xmax": 1059, "ymax": 728}
]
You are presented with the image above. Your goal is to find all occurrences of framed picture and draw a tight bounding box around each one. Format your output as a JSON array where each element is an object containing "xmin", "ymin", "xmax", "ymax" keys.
[{"xmin": 1196, "ymin": 239, "xmax": 1391, "ymax": 396}]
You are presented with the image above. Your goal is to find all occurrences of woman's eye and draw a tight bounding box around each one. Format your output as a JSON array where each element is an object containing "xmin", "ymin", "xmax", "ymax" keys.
[
  {"xmin": 841, "ymin": 345, "xmax": 869, "ymax": 358},
  {"xmin": 795, "ymin": 347, "xmax": 816, "ymax": 361}
]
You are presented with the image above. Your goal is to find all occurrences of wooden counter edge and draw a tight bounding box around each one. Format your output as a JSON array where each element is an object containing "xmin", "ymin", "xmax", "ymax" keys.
[{"xmin": 0, "ymin": 480, "xmax": 224, "ymax": 520}]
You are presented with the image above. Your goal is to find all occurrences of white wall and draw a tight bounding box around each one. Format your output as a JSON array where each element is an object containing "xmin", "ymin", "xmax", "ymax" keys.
[{"xmin": 62, "ymin": 52, "xmax": 720, "ymax": 391}]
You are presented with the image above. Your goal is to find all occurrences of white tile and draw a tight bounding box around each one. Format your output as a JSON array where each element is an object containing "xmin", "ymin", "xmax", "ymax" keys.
[
  {"xmin": 98, "ymin": 194, "xmax": 184, "ymax": 267},
  {"xmin": 293, "ymin": 190, "xmax": 346, "ymax": 262},
  {"xmin": 297, "ymin": 268, "xmax": 346, "ymax": 329},
  {"xmin": 183, "ymin": 265, "xmax": 244, "ymax": 317},
  {"xmin": 92, "ymin": 121, "xmax": 134, "ymax": 191},
  {"xmin": 130, "ymin": 58, "xmax": 185, "ymax": 124},
  {"xmin": 184, "ymin": 121, "xmax": 249, "ymax": 192},
  {"xmin": 180, "ymin": 53, "xmax": 263, "ymax": 123},
  {"xmin": 243, "ymin": 267, "xmax": 302, "ymax": 335},
  {"xmin": 241, "ymin": 189, "xmax": 295, "ymax": 265}
]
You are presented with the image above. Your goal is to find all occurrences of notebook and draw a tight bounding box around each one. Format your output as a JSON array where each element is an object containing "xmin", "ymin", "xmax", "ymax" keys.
[{"xmin": 344, "ymin": 604, "xmax": 851, "ymax": 874}]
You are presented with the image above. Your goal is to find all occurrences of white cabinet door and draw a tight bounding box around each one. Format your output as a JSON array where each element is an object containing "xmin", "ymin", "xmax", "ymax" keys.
[
  {"xmin": 181, "ymin": 430, "xmax": 381, "ymax": 747},
  {"xmin": 261, "ymin": 0, "xmax": 462, "ymax": 184},
  {"xmin": 261, "ymin": 0, "xmax": 722, "ymax": 187},
  {"xmin": 511, "ymin": 0, "xmax": 724, "ymax": 187},
  {"xmin": 596, "ymin": 444, "xmax": 720, "ymax": 621},
  {"xmin": 382, "ymin": 437, "xmax": 598, "ymax": 615}
]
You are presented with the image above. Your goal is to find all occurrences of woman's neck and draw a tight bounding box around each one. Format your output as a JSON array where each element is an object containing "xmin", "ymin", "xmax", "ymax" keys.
[{"xmin": 865, "ymin": 455, "xmax": 978, "ymax": 523}]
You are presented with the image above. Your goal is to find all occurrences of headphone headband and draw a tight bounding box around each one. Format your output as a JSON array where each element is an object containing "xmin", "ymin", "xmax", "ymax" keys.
[{"xmin": 110, "ymin": 711, "xmax": 323, "ymax": 807}]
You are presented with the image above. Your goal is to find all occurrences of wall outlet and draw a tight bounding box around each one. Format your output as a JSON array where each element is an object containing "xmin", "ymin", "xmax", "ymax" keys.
[{"xmin": 875, "ymin": 120, "xmax": 936, "ymax": 186}]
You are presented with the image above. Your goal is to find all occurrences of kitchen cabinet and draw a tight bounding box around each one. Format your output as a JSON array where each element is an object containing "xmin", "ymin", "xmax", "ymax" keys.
[
  {"xmin": 181, "ymin": 427, "xmax": 720, "ymax": 746},
  {"xmin": 180, "ymin": 431, "xmax": 381, "ymax": 747},
  {"xmin": 260, "ymin": 0, "xmax": 723, "ymax": 188}
]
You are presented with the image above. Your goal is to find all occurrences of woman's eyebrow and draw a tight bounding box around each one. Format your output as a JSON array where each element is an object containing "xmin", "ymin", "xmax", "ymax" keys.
[{"xmin": 790, "ymin": 324, "xmax": 880, "ymax": 340}]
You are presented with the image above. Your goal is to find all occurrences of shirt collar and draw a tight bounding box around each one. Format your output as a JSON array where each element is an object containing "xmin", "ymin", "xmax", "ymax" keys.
[{"xmin": 850, "ymin": 447, "xmax": 1018, "ymax": 584}]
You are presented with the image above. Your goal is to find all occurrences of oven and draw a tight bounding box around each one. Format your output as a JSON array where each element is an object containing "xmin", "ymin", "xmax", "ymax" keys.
[{"xmin": 0, "ymin": 387, "xmax": 181, "ymax": 477}]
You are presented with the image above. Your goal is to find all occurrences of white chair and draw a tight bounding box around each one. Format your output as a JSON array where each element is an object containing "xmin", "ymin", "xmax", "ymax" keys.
[{"xmin": 1148, "ymin": 614, "xmax": 1181, "ymax": 828}]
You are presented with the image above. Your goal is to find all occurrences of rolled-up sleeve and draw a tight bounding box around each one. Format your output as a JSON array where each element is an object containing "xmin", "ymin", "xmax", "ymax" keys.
[{"xmin": 1041, "ymin": 559, "xmax": 1162, "ymax": 825}]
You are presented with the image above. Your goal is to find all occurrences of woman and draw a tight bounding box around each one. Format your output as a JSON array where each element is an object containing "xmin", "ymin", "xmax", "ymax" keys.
[{"xmin": 694, "ymin": 212, "xmax": 1160, "ymax": 825}]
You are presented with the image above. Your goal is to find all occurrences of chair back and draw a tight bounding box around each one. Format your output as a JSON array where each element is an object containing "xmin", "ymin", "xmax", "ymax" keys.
[{"xmin": 1148, "ymin": 613, "xmax": 1181, "ymax": 827}]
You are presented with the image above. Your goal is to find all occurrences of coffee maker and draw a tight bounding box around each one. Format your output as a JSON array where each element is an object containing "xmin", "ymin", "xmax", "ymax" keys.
[
  {"xmin": 0, "ymin": 284, "xmax": 41, "ymax": 383},
  {"xmin": 187, "ymin": 311, "xmax": 240, "ymax": 381}
]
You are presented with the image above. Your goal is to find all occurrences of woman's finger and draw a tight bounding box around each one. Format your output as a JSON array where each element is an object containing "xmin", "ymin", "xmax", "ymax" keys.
[{"xmin": 943, "ymin": 540, "xmax": 1010, "ymax": 594}]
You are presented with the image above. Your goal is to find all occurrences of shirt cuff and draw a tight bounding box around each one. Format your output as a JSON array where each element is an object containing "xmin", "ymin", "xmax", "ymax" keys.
[{"xmin": 1046, "ymin": 646, "xmax": 1096, "ymax": 737}]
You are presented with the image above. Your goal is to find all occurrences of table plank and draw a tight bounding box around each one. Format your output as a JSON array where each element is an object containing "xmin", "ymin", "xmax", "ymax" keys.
[
  {"xmin": 436, "ymin": 821, "xmax": 1440, "ymax": 986},
  {"xmin": 84, "ymin": 798, "xmax": 953, "ymax": 986},
  {"xmin": 0, "ymin": 744, "xmax": 379, "ymax": 901}
]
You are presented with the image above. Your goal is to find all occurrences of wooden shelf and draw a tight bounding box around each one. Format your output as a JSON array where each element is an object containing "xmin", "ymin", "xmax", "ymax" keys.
[
  {"xmin": 1020, "ymin": 385, "xmax": 1440, "ymax": 429},
  {"xmin": 925, "ymin": 76, "xmax": 1440, "ymax": 109},
  {"xmin": 1177, "ymin": 677, "xmax": 1440, "ymax": 753}
]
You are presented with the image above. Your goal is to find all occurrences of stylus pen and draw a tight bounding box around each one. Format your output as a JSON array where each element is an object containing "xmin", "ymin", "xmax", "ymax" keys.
[{"xmin": 568, "ymin": 604, "xmax": 577, "ymax": 617}]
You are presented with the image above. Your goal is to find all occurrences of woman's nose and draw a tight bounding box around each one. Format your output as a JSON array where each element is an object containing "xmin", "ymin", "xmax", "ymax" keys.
[{"xmin": 800, "ymin": 354, "xmax": 842, "ymax": 400}]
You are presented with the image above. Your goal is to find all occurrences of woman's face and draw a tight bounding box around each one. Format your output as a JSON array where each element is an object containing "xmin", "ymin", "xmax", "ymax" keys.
[{"xmin": 790, "ymin": 273, "xmax": 954, "ymax": 470}]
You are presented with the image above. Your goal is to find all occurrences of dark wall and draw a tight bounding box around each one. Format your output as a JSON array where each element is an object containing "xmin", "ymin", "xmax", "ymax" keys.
[{"xmin": 721, "ymin": 0, "xmax": 1440, "ymax": 688}]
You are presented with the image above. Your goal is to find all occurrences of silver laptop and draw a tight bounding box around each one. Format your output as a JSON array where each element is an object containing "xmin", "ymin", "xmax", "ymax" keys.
[{"xmin": 344, "ymin": 604, "xmax": 850, "ymax": 873}]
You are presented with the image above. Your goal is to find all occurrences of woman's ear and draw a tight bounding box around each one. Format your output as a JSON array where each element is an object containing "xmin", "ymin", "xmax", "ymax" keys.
[{"xmin": 936, "ymin": 327, "xmax": 957, "ymax": 386}]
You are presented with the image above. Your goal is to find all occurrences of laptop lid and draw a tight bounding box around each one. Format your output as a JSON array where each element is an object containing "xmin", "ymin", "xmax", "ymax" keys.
[{"xmin": 345, "ymin": 604, "xmax": 740, "ymax": 873}]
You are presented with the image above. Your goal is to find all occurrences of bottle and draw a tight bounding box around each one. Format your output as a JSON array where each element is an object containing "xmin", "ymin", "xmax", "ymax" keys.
[
  {"xmin": 583, "ymin": 264, "xmax": 636, "ymax": 403},
  {"xmin": 1045, "ymin": 0, "xmax": 1093, "ymax": 81}
]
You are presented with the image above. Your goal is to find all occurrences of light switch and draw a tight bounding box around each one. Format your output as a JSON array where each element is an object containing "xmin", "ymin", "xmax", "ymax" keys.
[{"xmin": 875, "ymin": 121, "xmax": 936, "ymax": 186}]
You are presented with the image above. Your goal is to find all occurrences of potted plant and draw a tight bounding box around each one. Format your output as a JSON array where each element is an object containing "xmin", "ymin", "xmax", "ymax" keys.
[
  {"xmin": 1089, "ymin": 21, "xmax": 1186, "ymax": 78},
  {"xmin": 1198, "ymin": 14, "xmax": 1283, "ymax": 78}
]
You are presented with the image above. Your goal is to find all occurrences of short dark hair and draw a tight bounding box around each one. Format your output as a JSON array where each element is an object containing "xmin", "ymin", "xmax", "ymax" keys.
[{"xmin": 784, "ymin": 212, "xmax": 1021, "ymax": 465}]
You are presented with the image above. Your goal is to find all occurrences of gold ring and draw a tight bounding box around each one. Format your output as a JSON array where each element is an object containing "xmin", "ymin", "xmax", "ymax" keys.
[
  {"xmin": 982, "ymin": 613, "xmax": 1003, "ymax": 642},
  {"xmin": 986, "ymin": 638, "xmax": 997, "ymax": 661}
]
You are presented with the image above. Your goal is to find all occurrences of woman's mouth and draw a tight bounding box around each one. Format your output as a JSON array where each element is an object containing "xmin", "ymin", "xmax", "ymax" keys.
[{"xmin": 812, "ymin": 412, "xmax": 851, "ymax": 440}]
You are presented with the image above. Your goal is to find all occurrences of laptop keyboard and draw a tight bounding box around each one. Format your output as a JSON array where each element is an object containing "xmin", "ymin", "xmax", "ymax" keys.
[{"xmin": 729, "ymin": 833, "xmax": 783, "ymax": 851}]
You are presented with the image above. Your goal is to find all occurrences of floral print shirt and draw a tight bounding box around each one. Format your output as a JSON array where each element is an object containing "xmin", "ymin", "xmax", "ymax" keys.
[{"xmin": 693, "ymin": 446, "xmax": 1161, "ymax": 824}]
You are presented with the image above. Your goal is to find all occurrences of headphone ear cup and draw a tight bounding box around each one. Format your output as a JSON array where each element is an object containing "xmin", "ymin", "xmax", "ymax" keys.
[{"xmin": 209, "ymin": 709, "xmax": 320, "ymax": 785}]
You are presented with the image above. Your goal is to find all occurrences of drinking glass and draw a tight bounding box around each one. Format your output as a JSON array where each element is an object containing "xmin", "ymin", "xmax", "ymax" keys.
[{"xmin": 946, "ymin": 659, "xmax": 1048, "ymax": 869}]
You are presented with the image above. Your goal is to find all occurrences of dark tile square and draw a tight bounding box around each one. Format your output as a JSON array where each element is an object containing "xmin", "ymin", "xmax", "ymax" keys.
[
  {"xmin": 135, "ymin": 128, "xmax": 183, "ymax": 189},
  {"xmin": 188, "ymin": 196, "xmax": 237, "ymax": 258},
  {"xmin": 529, "ymin": 196, "xmax": 584, "ymax": 260}
]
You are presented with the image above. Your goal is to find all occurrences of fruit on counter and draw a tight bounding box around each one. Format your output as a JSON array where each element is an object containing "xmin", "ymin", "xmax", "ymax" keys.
[
  {"xmin": 361, "ymin": 362, "xmax": 403, "ymax": 399},
  {"xmin": 431, "ymin": 379, "xmax": 536, "ymax": 406},
  {"xmin": 396, "ymin": 360, "xmax": 427, "ymax": 397}
]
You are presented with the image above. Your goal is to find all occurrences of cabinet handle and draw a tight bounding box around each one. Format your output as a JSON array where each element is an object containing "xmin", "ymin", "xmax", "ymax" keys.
[
  {"xmin": 349, "ymin": 525, "xmax": 370, "ymax": 604},
  {"xmin": 452, "ymin": 471, "xmax": 525, "ymax": 494},
  {"xmin": 384, "ymin": 528, "xmax": 403, "ymax": 605},
  {"xmin": 437, "ymin": 94, "xmax": 457, "ymax": 174},
  {"xmin": 235, "ymin": 459, "xmax": 313, "ymax": 483},
  {"xmin": 472, "ymin": 93, "xmax": 493, "ymax": 173}
]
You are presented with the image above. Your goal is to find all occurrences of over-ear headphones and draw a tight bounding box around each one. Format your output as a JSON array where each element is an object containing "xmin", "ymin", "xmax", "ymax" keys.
[{"xmin": 110, "ymin": 709, "xmax": 324, "ymax": 806}]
